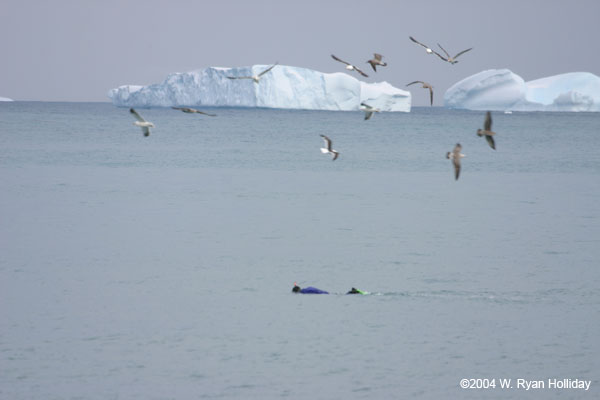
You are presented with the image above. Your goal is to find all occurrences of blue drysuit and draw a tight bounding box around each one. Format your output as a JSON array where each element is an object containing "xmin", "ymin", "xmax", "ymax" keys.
[{"xmin": 299, "ymin": 286, "xmax": 329, "ymax": 294}]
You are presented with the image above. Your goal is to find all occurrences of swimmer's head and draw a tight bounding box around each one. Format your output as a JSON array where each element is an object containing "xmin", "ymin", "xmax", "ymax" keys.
[
  {"xmin": 292, "ymin": 285, "xmax": 301, "ymax": 293},
  {"xmin": 347, "ymin": 287, "xmax": 360, "ymax": 294}
]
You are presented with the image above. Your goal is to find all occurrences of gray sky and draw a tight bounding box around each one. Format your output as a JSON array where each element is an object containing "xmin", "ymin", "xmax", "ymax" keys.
[{"xmin": 1, "ymin": 0, "xmax": 599, "ymax": 106}]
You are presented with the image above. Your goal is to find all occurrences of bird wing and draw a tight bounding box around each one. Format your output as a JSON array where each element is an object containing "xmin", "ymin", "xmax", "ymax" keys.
[
  {"xmin": 409, "ymin": 36, "xmax": 429, "ymax": 49},
  {"xmin": 331, "ymin": 54, "xmax": 351, "ymax": 66},
  {"xmin": 130, "ymin": 108, "xmax": 146, "ymax": 123},
  {"xmin": 364, "ymin": 111, "xmax": 374, "ymax": 120},
  {"xmin": 227, "ymin": 76, "xmax": 253, "ymax": 80},
  {"xmin": 172, "ymin": 107, "xmax": 183, "ymax": 111},
  {"xmin": 484, "ymin": 111, "xmax": 492, "ymax": 131},
  {"xmin": 332, "ymin": 151, "xmax": 339, "ymax": 161},
  {"xmin": 453, "ymin": 158, "xmax": 461, "ymax": 180},
  {"xmin": 368, "ymin": 61, "xmax": 377, "ymax": 72},
  {"xmin": 197, "ymin": 111, "xmax": 217, "ymax": 117},
  {"xmin": 453, "ymin": 48, "xmax": 473, "ymax": 59},
  {"xmin": 452, "ymin": 145, "xmax": 462, "ymax": 179},
  {"xmin": 320, "ymin": 134, "xmax": 332, "ymax": 151},
  {"xmin": 485, "ymin": 135, "xmax": 496, "ymax": 150},
  {"xmin": 142, "ymin": 126, "xmax": 150, "ymax": 137},
  {"xmin": 406, "ymin": 81, "xmax": 423, "ymax": 86},
  {"xmin": 429, "ymin": 86, "xmax": 434, "ymax": 106},
  {"xmin": 432, "ymin": 50, "xmax": 448, "ymax": 61},
  {"xmin": 374, "ymin": 53, "xmax": 383, "ymax": 61},
  {"xmin": 354, "ymin": 66, "xmax": 369, "ymax": 77},
  {"xmin": 258, "ymin": 62, "xmax": 278, "ymax": 77},
  {"xmin": 437, "ymin": 43, "xmax": 451, "ymax": 58}
]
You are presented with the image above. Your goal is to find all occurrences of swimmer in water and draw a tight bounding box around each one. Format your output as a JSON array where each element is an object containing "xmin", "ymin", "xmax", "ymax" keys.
[
  {"xmin": 291, "ymin": 284, "xmax": 367, "ymax": 295},
  {"xmin": 292, "ymin": 284, "xmax": 329, "ymax": 294},
  {"xmin": 346, "ymin": 287, "xmax": 367, "ymax": 295}
]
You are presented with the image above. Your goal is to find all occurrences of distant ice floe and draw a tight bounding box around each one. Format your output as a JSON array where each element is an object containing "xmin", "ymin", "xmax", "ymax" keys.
[
  {"xmin": 444, "ymin": 69, "xmax": 600, "ymax": 112},
  {"xmin": 108, "ymin": 65, "xmax": 411, "ymax": 112},
  {"xmin": 0, "ymin": 96, "xmax": 14, "ymax": 102}
]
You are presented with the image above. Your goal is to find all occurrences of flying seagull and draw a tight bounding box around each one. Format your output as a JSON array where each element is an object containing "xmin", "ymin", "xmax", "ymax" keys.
[
  {"xmin": 227, "ymin": 62, "xmax": 278, "ymax": 83},
  {"xmin": 477, "ymin": 111, "xmax": 496, "ymax": 150},
  {"xmin": 172, "ymin": 107, "xmax": 217, "ymax": 116},
  {"xmin": 360, "ymin": 102, "xmax": 380, "ymax": 120},
  {"xmin": 446, "ymin": 143, "xmax": 465, "ymax": 180},
  {"xmin": 366, "ymin": 53, "xmax": 387, "ymax": 72},
  {"xmin": 130, "ymin": 108, "xmax": 154, "ymax": 137},
  {"xmin": 320, "ymin": 135, "xmax": 339, "ymax": 161},
  {"xmin": 406, "ymin": 81, "xmax": 434, "ymax": 106},
  {"xmin": 331, "ymin": 54, "xmax": 369, "ymax": 78},
  {"xmin": 434, "ymin": 43, "xmax": 473, "ymax": 64},
  {"xmin": 409, "ymin": 36, "xmax": 439, "ymax": 56}
]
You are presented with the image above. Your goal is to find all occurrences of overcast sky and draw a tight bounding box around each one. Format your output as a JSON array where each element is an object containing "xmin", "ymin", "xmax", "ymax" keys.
[{"xmin": 1, "ymin": 0, "xmax": 599, "ymax": 106}]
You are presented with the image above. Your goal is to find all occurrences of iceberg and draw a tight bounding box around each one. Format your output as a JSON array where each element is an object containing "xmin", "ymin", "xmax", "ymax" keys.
[
  {"xmin": 108, "ymin": 65, "xmax": 411, "ymax": 112},
  {"xmin": 444, "ymin": 69, "xmax": 600, "ymax": 112},
  {"xmin": 0, "ymin": 97, "xmax": 13, "ymax": 102}
]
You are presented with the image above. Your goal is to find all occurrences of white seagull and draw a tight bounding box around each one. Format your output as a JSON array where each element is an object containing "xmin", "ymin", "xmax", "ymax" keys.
[
  {"xmin": 320, "ymin": 135, "xmax": 339, "ymax": 161},
  {"xmin": 477, "ymin": 111, "xmax": 496, "ymax": 150},
  {"xmin": 172, "ymin": 107, "xmax": 217, "ymax": 116},
  {"xmin": 331, "ymin": 54, "xmax": 369, "ymax": 78},
  {"xmin": 360, "ymin": 102, "xmax": 380, "ymax": 120},
  {"xmin": 227, "ymin": 62, "xmax": 278, "ymax": 83},
  {"xmin": 446, "ymin": 143, "xmax": 465, "ymax": 180},
  {"xmin": 130, "ymin": 108, "xmax": 154, "ymax": 137},
  {"xmin": 434, "ymin": 43, "xmax": 473, "ymax": 64}
]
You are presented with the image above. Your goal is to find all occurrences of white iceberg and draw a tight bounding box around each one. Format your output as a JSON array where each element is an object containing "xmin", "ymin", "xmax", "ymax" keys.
[
  {"xmin": 0, "ymin": 97, "xmax": 13, "ymax": 102},
  {"xmin": 444, "ymin": 69, "xmax": 600, "ymax": 112},
  {"xmin": 108, "ymin": 65, "xmax": 411, "ymax": 112}
]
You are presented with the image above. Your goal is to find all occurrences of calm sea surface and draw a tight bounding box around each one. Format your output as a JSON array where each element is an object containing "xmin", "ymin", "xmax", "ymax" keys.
[{"xmin": 1, "ymin": 102, "xmax": 599, "ymax": 399}]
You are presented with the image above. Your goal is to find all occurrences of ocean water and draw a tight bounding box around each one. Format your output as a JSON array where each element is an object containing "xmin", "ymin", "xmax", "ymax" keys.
[{"xmin": 0, "ymin": 102, "xmax": 599, "ymax": 399}]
